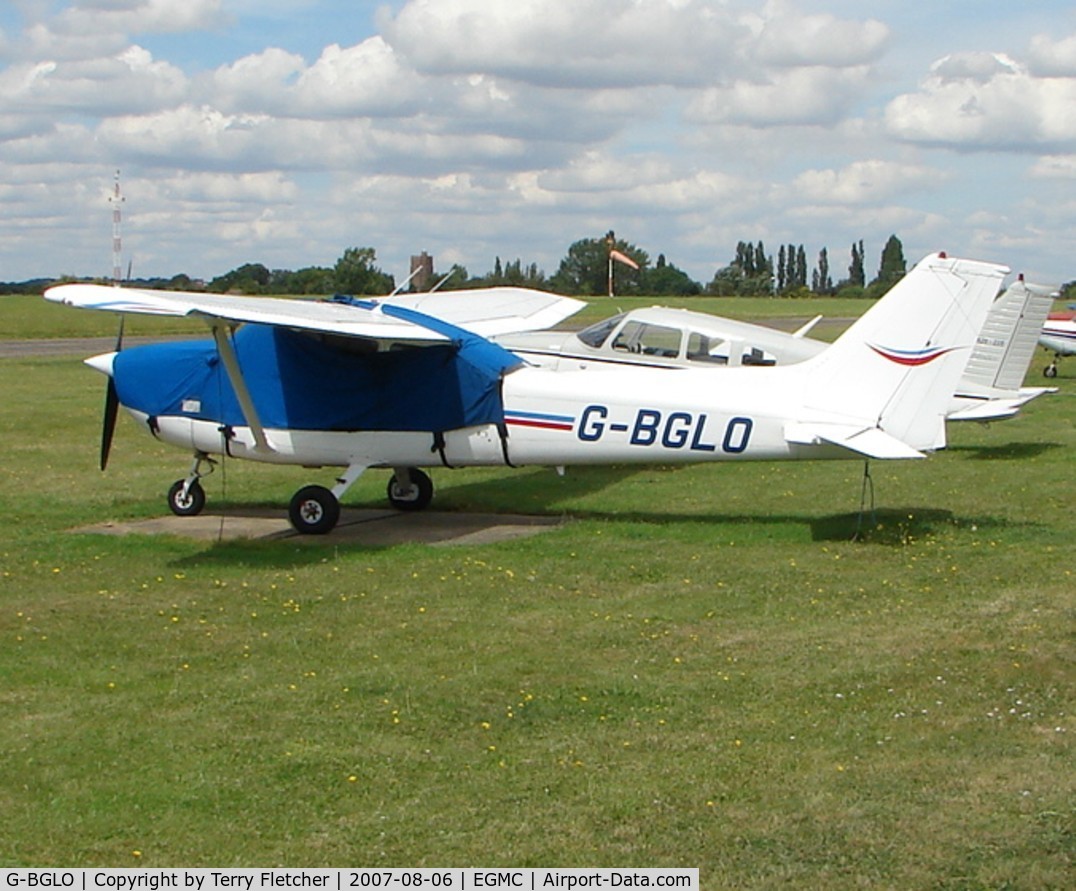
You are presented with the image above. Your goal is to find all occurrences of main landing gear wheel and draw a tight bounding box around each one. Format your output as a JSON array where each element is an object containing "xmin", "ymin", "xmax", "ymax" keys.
[
  {"xmin": 387, "ymin": 468, "xmax": 434, "ymax": 511},
  {"xmin": 289, "ymin": 485, "xmax": 340, "ymax": 535},
  {"xmin": 167, "ymin": 479, "xmax": 206, "ymax": 517},
  {"xmin": 1044, "ymin": 363, "xmax": 1058, "ymax": 378}
]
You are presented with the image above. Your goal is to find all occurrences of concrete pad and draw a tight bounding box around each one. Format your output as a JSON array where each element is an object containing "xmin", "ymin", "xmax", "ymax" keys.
[{"xmin": 73, "ymin": 507, "xmax": 564, "ymax": 546}]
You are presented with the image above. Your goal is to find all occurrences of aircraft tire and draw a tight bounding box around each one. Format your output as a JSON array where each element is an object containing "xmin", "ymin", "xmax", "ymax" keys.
[
  {"xmin": 1044, "ymin": 364, "xmax": 1058, "ymax": 378},
  {"xmin": 387, "ymin": 468, "xmax": 433, "ymax": 511},
  {"xmin": 168, "ymin": 479, "xmax": 206, "ymax": 517},
  {"xmin": 289, "ymin": 485, "xmax": 340, "ymax": 534}
]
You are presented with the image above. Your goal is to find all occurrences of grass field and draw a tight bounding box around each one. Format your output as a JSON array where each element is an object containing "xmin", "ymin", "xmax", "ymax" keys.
[{"xmin": 0, "ymin": 298, "xmax": 1073, "ymax": 883}]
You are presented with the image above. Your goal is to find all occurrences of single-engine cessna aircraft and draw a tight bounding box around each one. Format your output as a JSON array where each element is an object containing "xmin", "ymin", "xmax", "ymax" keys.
[
  {"xmin": 495, "ymin": 276, "xmax": 1056, "ymax": 422},
  {"xmin": 1040, "ymin": 308, "xmax": 1076, "ymax": 378},
  {"xmin": 47, "ymin": 252, "xmax": 1005, "ymax": 534}
]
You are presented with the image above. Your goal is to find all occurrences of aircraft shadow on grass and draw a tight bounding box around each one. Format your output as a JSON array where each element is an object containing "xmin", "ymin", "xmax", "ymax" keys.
[
  {"xmin": 172, "ymin": 464, "xmax": 1038, "ymax": 568},
  {"xmin": 808, "ymin": 507, "xmax": 1033, "ymax": 545},
  {"xmin": 946, "ymin": 440, "xmax": 1063, "ymax": 461},
  {"xmin": 403, "ymin": 466, "xmax": 1036, "ymax": 547}
]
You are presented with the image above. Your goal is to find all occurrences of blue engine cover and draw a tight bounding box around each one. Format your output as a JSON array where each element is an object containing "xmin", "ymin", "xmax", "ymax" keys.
[{"xmin": 113, "ymin": 320, "xmax": 522, "ymax": 432}]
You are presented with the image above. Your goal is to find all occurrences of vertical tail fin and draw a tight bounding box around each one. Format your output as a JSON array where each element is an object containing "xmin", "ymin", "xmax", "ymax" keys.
[
  {"xmin": 961, "ymin": 277, "xmax": 1055, "ymax": 393},
  {"xmin": 792, "ymin": 253, "xmax": 1008, "ymax": 456}
]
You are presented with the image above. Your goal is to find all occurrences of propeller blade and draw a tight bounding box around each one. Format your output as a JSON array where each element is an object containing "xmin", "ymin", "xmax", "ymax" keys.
[
  {"xmin": 100, "ymin": 377, "xmax": 119, "ymax": 471},
  {"xmin": 100, "ymin": 310, "xmax": 123, "ymax": 472}
]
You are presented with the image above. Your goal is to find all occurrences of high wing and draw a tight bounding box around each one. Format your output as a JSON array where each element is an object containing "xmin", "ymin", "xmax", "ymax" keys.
[
  {"xmin": 43, "ymin": 283, "xmax": 584, "ymax": 344},
  {"xmin": 45, "ymin": 281, "xmax": 568, "ymax": 456},
  {"xmin": 385, "ymin": 288, "xmax": 585, "ymax": 336}
]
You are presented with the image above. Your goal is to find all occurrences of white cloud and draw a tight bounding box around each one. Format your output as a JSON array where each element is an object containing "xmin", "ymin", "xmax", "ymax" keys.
[
  {"xmin": 52, "ymin": 0, "xmax": 227, "ymax": 38},
  {"xmin": 689, "ymin": 65, "xmax": 873, "ymax": 127},
  {"xmin": 885, "ymin": 50, "xmax": 1076, "ymax": 150},
  {"xmin": 384, "ymin": 0, "xmax": 750, "ymax": 88},
  {"xmin": 0, "ymin": 45, "xmax": 187, "ymax": 115},
  {"xmin": 1030, "ymin": 154, "xmax": 1076, "ymax": 179},
  {"xmin": 1, "ymin": 1, "xmax": 1075, "ymax": 284},
  {"xmin": 750, "ymin": 1, "xmax": 888, "ymax": 68},
  {"xmin": 210, "ymin": 38, "xmax": 432, "ymax": 119},
  {"xmin": 793, "ymin": 160, "xmax": 943, "ymax": 205},
  {"xmin": 1028, "ymin": 32, "xmax": 1076, "ymax": 76}
]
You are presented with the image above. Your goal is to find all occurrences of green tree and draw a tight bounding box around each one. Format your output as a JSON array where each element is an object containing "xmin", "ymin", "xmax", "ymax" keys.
[
  {"xmin": 813, "ymin": 248, "xmax": 833, "ymax": 295},
  {"xmin": 333, "ymin": 247, "xmax": 393, "ymax": 295},
  {"xmin": 208, "ymin": 262, "xmax": 271, "ymax": 294},
  {"xmin": 641, "ymin": 255, "xmax": 701, "ymax": 296},
  {"xmin": 285, "ymin": 266, "xmax": 335, "ymax": 294},
  {"xmin": 551, "ymin": 234, "xmax": 647, "ymax": 296},
  {"xmin": 849, "ymin": 240, "xmax": 865, "ymax": 288},
  {"xmin": 707, "ymin": 241, "xmax": 773, "ymax": 297},
  {"xmin": 871, "ymin": 234, "xmax": 906, "ymax": 295}
]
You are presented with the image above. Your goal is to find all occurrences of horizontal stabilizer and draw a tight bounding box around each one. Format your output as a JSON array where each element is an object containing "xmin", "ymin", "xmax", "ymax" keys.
[
  {"xmin": 792, "ymin": 315, "xmax": 823, "ymax": 338},
  {"xmin": 785, "ymin": 422, "xmax": 927, "ymax": 460},
  {"xmin": 946, "ymin": 401, "xmax": 1020, "ymax": 422},
  {"xmin": 948, "ymin": 386, "xmax": 1056, "ymax": 422}
]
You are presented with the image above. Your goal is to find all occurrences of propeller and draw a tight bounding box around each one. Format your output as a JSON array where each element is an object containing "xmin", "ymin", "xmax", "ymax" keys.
[{"xmin": 98, "ymin": 316, "xmax": 124, "ymax": 471}]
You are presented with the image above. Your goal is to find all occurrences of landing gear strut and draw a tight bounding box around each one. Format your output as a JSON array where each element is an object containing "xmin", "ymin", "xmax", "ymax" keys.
[
  {"xmin": 284, "ymin": 466, "xmax": 435, "ymax": 534},
  {"xmin": 167, "ymin": 453, "xmax": 215, "ymax": 517}
]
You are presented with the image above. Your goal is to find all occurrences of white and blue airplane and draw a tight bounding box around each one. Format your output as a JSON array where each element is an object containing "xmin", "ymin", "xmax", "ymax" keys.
[{"xmin": 46, "ymin": 252, "xmax": 1006, "ymax": 534}]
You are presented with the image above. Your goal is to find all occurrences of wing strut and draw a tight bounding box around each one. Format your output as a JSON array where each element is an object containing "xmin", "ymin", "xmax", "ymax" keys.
[{"xmin": 211, "ymin": 324, "xmax": 273, "ymax": 454}]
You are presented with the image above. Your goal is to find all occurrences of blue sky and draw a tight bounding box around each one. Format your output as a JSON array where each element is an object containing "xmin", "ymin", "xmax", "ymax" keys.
[{"xmin": 2, "ymin": 0, "xmax": 1076, "ymax": 287}]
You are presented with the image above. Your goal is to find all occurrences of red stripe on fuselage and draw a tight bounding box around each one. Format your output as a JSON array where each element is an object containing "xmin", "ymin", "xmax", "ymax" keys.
[{"xmin": 505, "ymin": 418, "xmax": 573, "ymax": 431}]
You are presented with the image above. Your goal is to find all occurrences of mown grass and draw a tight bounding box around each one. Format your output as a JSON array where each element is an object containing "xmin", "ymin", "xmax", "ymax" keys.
[{"xmin": 1, "ymin": 329, "xmax": 1073, "ymax": 882}]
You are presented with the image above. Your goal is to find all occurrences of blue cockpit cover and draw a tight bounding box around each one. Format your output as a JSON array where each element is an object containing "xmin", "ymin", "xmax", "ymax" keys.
[{"xmin": 113, "ymin": 310, "xmax": 523, "ymax": 432}]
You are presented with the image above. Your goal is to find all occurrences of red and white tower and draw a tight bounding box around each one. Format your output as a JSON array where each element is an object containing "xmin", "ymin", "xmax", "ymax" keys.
[{"xmin": 110, "ymin": 169, "xmax": 125, "ymax": 285}]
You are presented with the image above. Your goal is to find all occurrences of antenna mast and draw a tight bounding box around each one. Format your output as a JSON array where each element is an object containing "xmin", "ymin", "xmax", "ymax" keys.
[{"xmin": 110, "ymin": 170, "xmax": 125, "ymax": 285}]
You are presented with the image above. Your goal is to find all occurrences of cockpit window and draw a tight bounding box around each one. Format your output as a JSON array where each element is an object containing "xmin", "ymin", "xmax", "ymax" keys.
[
  {"xmin": 686, "ymin": 332, "xmax": 728, "ymax": 364},
  {"xmin": 577, "ymin": 314, "xmax": 624, "ymax": 348},
  {"xmin": 611, "ymin": 321, "xmax": 682, "ymax": 358}
]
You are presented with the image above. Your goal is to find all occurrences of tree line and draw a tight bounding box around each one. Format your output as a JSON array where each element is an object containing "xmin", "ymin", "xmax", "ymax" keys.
[
  {"xmin": 205, "ymin": 233, "xmax": 907, "ymax": 298},
  {"xmin": 708, "ymin": 236, "xmax": 907, "ymax": 299},
  {"xmin": 12, "ymin": 232, "xmax": 1062, "ymax": 300}
]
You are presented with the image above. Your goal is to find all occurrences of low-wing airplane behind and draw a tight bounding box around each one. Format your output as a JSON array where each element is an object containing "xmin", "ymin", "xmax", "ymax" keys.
[
  {"xmin": 496, "ymin": 276, "xmax": 1056, "ymax": 422},
  {"xmin": 496, "ymin": 304, "xmax": 825, "ymax": 370},
  {"xmin": 46, "ymin": 252, "xmax": 1006, "ymax": 534},
  {"xmin": 1040, "ymin": 307, "xmax": 1076, "ymax": 378}
]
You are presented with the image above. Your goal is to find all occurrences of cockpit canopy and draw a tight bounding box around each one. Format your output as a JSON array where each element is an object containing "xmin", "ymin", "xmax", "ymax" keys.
[{"xmin": 575, "ymin": 309, "xmax": 776, "ymax": 366}]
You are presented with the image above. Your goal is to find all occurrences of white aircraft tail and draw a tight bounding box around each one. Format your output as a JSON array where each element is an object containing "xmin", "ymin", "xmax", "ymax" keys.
[
  {"xmin": 961, "ymin": 277, "xmax": 1055, "ymax": 393},
  {"xmin": 788, "ymin": 253, "xmax": 1009, "ymax": 458}
]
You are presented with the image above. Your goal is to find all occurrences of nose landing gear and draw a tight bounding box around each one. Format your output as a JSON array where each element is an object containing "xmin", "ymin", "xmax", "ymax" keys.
[{"xmin": 167, "ymin": 453, "xmax": 215, "ymax": 517}]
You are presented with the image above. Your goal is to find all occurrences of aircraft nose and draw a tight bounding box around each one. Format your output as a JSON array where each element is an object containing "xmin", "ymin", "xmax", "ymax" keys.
[{"xmin": 85, "ymin": 351, "xmax": 117, "ymax": 378}]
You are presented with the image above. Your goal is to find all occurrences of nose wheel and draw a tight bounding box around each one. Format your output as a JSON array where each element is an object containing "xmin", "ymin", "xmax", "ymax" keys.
[
  {"xmin": 167, "ymin": 453, "xmax": 215, "ymax": 516},
  {"xmin": 168, "ymin": 478, "xmax": 206, "ymax": 516}
]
